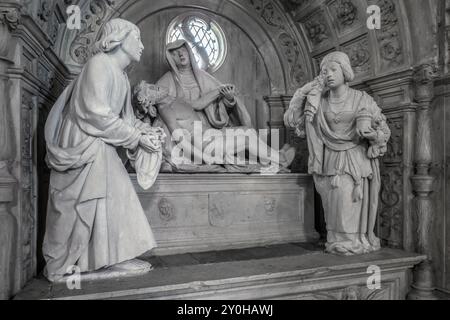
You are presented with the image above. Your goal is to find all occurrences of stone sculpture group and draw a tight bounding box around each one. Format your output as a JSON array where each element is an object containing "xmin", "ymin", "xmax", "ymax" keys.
[{"xmin": 43, "ymin": 18, "xmax": 390, "ymax": 282}]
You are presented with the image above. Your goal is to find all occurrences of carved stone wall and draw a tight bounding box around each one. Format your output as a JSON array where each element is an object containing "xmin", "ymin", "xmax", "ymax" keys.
[
  {"xmin": 0, "ymin": 1, "xmax": 70, "ymax": 299},
  {"xmin": 57, "ymin": 0, "xmax": 313, "ymax": 94}
]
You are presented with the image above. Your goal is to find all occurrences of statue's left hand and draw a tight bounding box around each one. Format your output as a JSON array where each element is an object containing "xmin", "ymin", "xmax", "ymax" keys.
[
  {"xmin": 284, "ymin": 105, "xmax": 302, "ymax": 128},
  {"xmin": 357, "ymin": 127, "xmax": 378, "ymax": 141},
  {"xmin": 220, "ymin": 84, "xmax": 236, "ymax": 101}
]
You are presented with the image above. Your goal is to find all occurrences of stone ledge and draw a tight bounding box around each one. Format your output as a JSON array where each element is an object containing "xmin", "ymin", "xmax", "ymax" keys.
[{"xmin": 15, "ymin": 247, "xmax": 426, "ymax": 300}]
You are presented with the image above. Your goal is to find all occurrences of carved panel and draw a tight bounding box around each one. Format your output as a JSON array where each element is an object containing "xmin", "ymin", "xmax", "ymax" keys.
[
  {"xmin": 21, "ymin": 91, "xmax": 37, "ymax": 281},
  {"xmin": 68, "ymin": 0, "xmax": 116, "ymax": 65},
  {"xmin": 384, "ymin": 117, "xmax": 403, "ymax": 163},
  {"xmin": 342, "ymin": 36, "xmax": 371, "ymax": 76},
  {"xmin": 328, "ymin": 0, "xmax": 361, "ymax": 36},
  {"xmin": 378, "ymin": 117, "xmax": 404, "ymax": 249},
  {"xmin": 249, "ymin": 0, "xmax": 308, "ymax": 87},
  {"xmin": 379, "ymin": 166, "xmax": 403, "ymax": 249},
  {"xmin": 369, "ymin": 0, "xmax": 404, "ymax": 69},
  {"xmin": 303, "ymin": 10, "xmax": 331, "ymax": 48}
]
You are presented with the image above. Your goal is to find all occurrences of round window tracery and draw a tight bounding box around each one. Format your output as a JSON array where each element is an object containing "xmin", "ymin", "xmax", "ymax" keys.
[{"xmin": 166, "ymin": 13, "xmax": 227, "ymax": 72}]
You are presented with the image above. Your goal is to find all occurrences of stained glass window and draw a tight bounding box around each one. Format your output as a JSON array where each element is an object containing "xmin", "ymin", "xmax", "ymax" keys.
[{"xmin": 166, "ymin": 14, "xmax": 227, "ymax": 72}]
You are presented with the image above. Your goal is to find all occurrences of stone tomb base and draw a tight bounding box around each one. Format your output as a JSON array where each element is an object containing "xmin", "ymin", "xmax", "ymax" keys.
[{"xmin": 131, "ymin": 173, "xmax": 319, "ymax": 255}]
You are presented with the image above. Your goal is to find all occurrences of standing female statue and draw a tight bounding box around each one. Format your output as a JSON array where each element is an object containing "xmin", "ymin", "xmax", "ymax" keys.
[
  {"xmin": 284, "ymin": 52, "xmax": 391, "ymax": 255},
  {"xmin": 43, "ymin": 19, "xmax": 164, "ymax": 281}
]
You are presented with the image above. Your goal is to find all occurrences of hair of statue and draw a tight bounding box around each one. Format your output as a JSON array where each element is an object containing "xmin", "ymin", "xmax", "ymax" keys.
[
  {"xmin": 92, "ymin": 18, "xmax": 140, "ymax": 55},
  {"xmin": 320, "ymin": 51, "xmax": 355, "ymax": 83}
]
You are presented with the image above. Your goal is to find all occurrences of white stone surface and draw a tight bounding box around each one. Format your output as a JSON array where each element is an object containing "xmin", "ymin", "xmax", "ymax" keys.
[{"xmin": 133, "ymin": 173, "xmax": 319, "ymax": 255}]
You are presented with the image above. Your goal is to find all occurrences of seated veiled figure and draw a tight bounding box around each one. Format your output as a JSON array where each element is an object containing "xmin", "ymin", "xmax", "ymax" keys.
[{"xmin": 135, "ymin": 40, "xmax": 295, "ymax": 173}]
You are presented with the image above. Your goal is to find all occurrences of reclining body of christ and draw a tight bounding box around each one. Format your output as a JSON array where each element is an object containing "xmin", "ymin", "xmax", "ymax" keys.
[{"xmin": 134, "ymin": 40, "xmax": 295, "ymax": 173}]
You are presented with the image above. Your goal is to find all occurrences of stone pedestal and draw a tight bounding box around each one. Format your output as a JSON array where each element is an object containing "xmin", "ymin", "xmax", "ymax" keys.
[{"xmin": 132, "ymin": 173, "xmax": 319, "ymax": 255}]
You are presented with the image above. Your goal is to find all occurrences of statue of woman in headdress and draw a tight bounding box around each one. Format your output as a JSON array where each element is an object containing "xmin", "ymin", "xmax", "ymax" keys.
[{"xmin": 284, "ymin": 51, "xmax": 391, "ymax": 255}]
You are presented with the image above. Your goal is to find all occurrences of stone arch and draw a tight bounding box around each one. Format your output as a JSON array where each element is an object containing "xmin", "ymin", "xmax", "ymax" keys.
[{"xmin": 57, "ymin": 0, "xmax": 315, "ymax": 94}]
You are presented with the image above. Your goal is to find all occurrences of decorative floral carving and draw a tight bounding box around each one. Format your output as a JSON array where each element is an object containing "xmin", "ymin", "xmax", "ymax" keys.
[
  {"xmin": 372, "ymin": 0, "xmax": 404, "ymax": 68},
  {"xmin": 0, "ymin": 7, "xmax": 19, "ymax": 31},
  {"xmin": 249, "ymin": 0, "xmax": 308, "ymax": 88},
  {"xmin": 334, "ymin": 0, "xmax": 358, "ymax": 27},
  {"xmin": 384, "ymin": 118, "xmax": 403, "ymax": 162},
  {"xmin": 68, "ymin": 0, "xmax": 116, "ymax": 65},
  {"xmin": 379, "ymin": 166, "xmax": 403, "ymax": 248},
  {"xmin": 304, "ymin": 12, "xmax": 329, "ymax": 46},
  {"xmin": 21, "ymin": 91, "xmax": 37, "ymax": 281},
  {"xmin": 158, "ymin": 198, "xmax": 175, "ymax": 222},
  {"xmin": 37, "ymin": 1, "xmax": 52, "ymax": 24},
  {"xmin": 278, "ymin": 33, "xmax": 306, "ymax": 86},
  {"xmin": 342, "ymin": 37, "xmax": 371, "ymax": 75}
]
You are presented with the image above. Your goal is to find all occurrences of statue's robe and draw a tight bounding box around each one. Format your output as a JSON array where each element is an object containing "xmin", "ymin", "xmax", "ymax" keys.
[
  {"xmin": 43, "ymin": 53, "xmax": 158, "ymax": 281},
  {"xmin": 156, "ymin": 39, "xmax": 252, "ymax": 130},
  {"xmin": 302, "ymin": 88, "xmax": 391, "ymax": 255}
]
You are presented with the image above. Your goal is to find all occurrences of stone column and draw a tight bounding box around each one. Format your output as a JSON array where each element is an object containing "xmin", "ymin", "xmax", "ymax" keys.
[
  {"xmin": 0, "ymin": 5, "xmax": 18, "ymax": 300},
  {"xmin": 407, "ymin": 64, "xmax": 439, "ymax": 300},
  {"xmin": 263, "ymin": 95, "xmax": 288, "ymax": 146}
]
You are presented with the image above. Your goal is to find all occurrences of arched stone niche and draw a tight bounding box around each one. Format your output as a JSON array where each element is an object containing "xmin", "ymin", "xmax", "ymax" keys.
[
  {"xmin": 56, "ymin": 0, "xmax": 315, "ymax": 129},
  {"xmin": 58, "ymin": 0, "xmax": 314, "ymax": 92}
]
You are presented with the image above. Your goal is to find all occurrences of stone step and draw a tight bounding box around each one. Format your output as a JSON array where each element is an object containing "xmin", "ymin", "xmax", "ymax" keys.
[{"xmin": 15, "ymin": 245, "xmax": 425, "ymax": 300}]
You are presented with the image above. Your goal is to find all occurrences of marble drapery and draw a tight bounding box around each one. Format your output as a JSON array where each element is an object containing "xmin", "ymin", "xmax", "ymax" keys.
[
  {"xmin": 43, "ymin": 53, "xmax": 160, "ymax": 281},
  {"xmin": 297, "ymin": 87, "xmax": 390, "ymax": 255}
]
